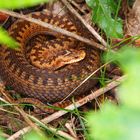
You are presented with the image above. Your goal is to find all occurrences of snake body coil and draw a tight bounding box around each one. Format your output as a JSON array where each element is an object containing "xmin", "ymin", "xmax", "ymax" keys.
[{"xmin": 0, "ymin": 12, "xmax": 100, "ymax": 103}]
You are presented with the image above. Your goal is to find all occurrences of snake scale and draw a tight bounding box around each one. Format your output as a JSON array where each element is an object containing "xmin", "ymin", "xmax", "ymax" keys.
[{"xmin": 0, "ymin": 12, "xmax": 100, "ymax": 106}]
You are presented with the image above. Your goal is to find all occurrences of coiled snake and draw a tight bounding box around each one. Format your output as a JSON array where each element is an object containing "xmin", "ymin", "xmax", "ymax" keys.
[{"xmin": 0, "ymin": 12, "xmax": 100, "ymax": 109}]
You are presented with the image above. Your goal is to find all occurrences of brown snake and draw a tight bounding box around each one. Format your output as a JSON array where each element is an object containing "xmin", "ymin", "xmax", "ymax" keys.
[{"xmin": 0, "ymin": 12, "xmax": 100, "ymax": 110}]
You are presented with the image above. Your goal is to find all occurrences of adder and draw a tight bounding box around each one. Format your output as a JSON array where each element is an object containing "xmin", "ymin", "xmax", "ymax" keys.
[{"xmin": 0, "ymin": 11, "xmax": 100, "ymax": 112}]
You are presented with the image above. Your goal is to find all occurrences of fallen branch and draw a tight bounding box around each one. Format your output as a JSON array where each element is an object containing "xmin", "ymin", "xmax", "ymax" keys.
[
  {"xmin": 0, "ymin": 9, "xmax": 107, "ymax": 51},
  {"xmin": 61, "ymin": 0, "xmax": 107, "ymax": 46},
  {"xmin": 8, "ymin": 75, "xmax": 125, "ymax": 140}
]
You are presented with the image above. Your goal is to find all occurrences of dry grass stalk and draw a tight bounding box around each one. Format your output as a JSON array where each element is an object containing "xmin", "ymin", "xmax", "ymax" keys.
[
  {"xmin": 61, "ymin": 0, "xmax": 107, "ymax": 46},
  {"xmin": 0, "ymin": 9, "xmax": 107, "ymax": 51}
]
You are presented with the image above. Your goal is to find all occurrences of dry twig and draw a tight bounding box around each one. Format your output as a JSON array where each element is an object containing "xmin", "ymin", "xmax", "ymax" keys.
[
  {"xmin": 8, "ymin": 75, "xmax": 125, "ymax": 140},
  {"xmin": 61, "ymin": 0, "xmax": 107, "ymax": 46},
  {"xmin": 68, "ymin": 0, "xmax": 86, "ymax": 14},
  {"xmin": 0, "ymin": 9, "xmax": 107, "ymax": 51},
  {"xmin": 65, "ymin": 122, "xmax": 78, "ymax": 139}
]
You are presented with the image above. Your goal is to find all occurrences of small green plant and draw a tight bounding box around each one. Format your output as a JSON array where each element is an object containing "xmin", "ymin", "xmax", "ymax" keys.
[{"xmin": 86, "ymin": 0, "xmax": 123, "ymax": 38}]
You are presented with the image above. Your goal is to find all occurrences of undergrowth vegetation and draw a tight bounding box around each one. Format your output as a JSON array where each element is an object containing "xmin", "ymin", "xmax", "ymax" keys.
[
  {"xmin": 0, "ymin": 0, "xmax": 140, "ymax": 140},
  {"xmin": 87, "ymin": 47, "xmax": 140, "ymax": 140}
]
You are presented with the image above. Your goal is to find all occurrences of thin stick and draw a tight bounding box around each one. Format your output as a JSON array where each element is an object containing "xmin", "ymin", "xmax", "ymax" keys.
[
  {"xmin": 47, "ymin": 126, "xmax": 77, "ymax": 140},
  {"xmin": 68, "ymin": 0, "xmax": 86, "ymax": 14},
  {"xmin": 61, "ymin": 62, "xmax": 110, "ymax": 102},
  {"xmin": 29, "ymin": 115, "xmax": 77, "ymax": 140},
  {"xmin": 8, "ymin": 75, "xmax": 125, "ymax": 140},
  {"xmin": 61, "ymin": 0, "xmax": 107, "ymax": 46},
  {"xmin": 65, "ymin": 122, "xmax": 78, "ymax": 139},
  {"xmin": 0, "ymin": 9, "xmax": 107, "ymax": 51}
]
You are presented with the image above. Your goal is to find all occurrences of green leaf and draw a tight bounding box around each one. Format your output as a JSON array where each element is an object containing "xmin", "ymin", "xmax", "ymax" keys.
[
  {"xmin": 116, "ymin": 48, "xmax": 140, "ymax": 109},
  {"xmin": 0, "ymin": 136, "xmax": 5, "ymax": 140},
  {"xmin": 0, "ymin": 28, "xmax": 19, "ymax": 49},
  {"xmin": 87, "ymin": 102, "xmax": 140, "ymax": 140},
  {"xmin": 0, "ymin": 0, "xmax": 48, "ymax": 9},
  {"xmin": 105, "ymin": 47, "xmax": 140, "ymax": 108},
  {"xmin": 0, "ymin": 130, "xmax": 6, "ymax": 140},
  {"xmin": 23, "ymin": 130, "xmax": 48, "ymax": 140},
  {"xmin": 86, "ymin": 0, "xmax": 123, "ymax": 38}
]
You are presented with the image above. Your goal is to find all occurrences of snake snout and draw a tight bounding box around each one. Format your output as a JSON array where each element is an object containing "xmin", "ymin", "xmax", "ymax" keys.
[{"xmin": 60, "ymin": 50, "xmax": 86, "ymax": 66}]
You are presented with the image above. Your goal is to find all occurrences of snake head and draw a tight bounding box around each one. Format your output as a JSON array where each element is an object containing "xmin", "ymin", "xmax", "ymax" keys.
[
  {"xmin": 30, "ymin": 44, "xmax": 86, "ymax": 71},
  {"xmin": 53, "ymin": 49, "xmax": 86, "ymax": 70}
]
